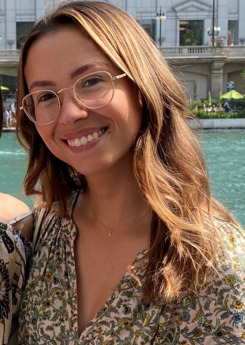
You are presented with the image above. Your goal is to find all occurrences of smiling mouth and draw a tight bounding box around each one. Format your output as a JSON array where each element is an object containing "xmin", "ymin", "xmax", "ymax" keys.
[{"xmin": 67, "ymin": 128, "xmax": 106, "ymax": 147}]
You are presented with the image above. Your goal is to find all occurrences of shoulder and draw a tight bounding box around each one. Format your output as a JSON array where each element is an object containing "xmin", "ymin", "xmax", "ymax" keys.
[
  {"xmin": 0, "ymin": 193, "xmax": 30, "ymax": 224},
  {"xmin": 0, "ymin": 193, "xmax": 33, "ymax": 241},
  {"xmin": 33, "ymin": 190, "xmax": 79, "ymax": 223}
]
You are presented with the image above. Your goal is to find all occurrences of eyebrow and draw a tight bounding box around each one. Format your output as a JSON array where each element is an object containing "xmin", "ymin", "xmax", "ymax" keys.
[{"xmin": 28, "ymin": 62, "xmax": 111, "ymax": 91}]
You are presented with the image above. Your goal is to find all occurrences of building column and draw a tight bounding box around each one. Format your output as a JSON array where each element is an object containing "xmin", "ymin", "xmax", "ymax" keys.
[{"xmin": 211, "ymin": 59, "xmax": 226, "ymax": 98}]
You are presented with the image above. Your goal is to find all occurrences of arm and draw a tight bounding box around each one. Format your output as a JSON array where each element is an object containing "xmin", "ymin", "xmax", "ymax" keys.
[
  {"xmin": 0, "ymin": 193, "xmax": 33, "ymax": 240},
  {"xmin": 0, "ymin": 193, "xmax": 30, "ymax": 223}
]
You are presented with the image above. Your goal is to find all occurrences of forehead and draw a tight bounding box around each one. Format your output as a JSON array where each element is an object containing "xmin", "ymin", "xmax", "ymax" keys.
[{"xmin": 24, "ymin": 26, "xmax": 112, "ymax": 84}]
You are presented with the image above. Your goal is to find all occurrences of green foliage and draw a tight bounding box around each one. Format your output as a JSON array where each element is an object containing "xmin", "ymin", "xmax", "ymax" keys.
[
  {"xmin": 190, "ymin": 98, "xmax": 245, "ymax": 118},
  {"xmin": 191, "ymin": 110, "xmax": 245, "ymax": 119}
]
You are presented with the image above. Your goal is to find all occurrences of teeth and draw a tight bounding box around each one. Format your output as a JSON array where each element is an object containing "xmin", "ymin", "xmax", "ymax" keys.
[
  {"xmin": 67, "ymin": 129, "xmax": 104, "ymax": 147},
  {"xmin": 87, "ymin": 134, "xmax": 93, "ymax": 142},
  {"xmin": 80, "ymin": 137, "xmax": 87, "ymax": 145}
]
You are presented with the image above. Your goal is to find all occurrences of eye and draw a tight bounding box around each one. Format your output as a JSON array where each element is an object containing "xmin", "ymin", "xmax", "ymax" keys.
[
  {"xmin": 83, "ymin": 75, "xmax": 104, "ymax": 88},
  {"xmin": 36, "ymin": 91, "xmax": 56, "ymax": 103}
]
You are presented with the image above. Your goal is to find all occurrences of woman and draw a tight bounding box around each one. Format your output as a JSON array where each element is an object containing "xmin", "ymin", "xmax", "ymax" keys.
[
  {"xmin": 17, "ymin": 1, "xmax": 244, "ymax": 344},
  {"xmin": 0, "ymin": 93, "xmax": 32, "ymax": 344}
]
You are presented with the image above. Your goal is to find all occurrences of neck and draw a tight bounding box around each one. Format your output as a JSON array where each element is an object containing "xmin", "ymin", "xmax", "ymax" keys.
[{"xmin": 75, "ymin": 174, "xmax": 150, "ymax": 236}]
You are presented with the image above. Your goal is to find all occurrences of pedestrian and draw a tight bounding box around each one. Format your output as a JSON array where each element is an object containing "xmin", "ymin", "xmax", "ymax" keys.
[
  {"xmin": 17, "ymin": 1, "xmax": 244, "ymax": 344},
  {"xmin": 10, "ymin": 101, "xmax": 16, "ymax": 116},
  {"xmin": 4, "ymin": 108, "xmax": 9, "ymax": 128},
  {"xmin": 0, "ymin": 90, "xmax": 32, "ymax": 344},
  {"xmin": 223, "ymin": 100, "xmax": 231, "ymax": 113}
]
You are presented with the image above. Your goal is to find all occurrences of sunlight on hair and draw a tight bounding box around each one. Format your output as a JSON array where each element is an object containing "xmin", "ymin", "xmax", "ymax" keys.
[{"xmin": 43, "ymin": 0, "xmax": 69, "ymax": 17}]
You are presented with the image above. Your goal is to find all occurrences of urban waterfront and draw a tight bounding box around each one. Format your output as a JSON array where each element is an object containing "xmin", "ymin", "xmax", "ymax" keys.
[{"xmin": 0, "ymin": 130, "xmax": 245, "ymax": 227}]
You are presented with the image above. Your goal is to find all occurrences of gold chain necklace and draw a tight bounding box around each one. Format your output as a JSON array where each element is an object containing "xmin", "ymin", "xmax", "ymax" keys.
[{"xmin": 89, "ymin": 199, "xmax": 149, "ymax": 238}]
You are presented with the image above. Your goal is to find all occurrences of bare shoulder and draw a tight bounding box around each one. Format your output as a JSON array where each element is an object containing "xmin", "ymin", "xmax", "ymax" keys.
[
  {"xmin": 0, "ymin": 193, "xmax": 33, "ymax": 241},
  {"xmin": 0, "ymin": 192, "xmax": 30, "ymax": 224}
]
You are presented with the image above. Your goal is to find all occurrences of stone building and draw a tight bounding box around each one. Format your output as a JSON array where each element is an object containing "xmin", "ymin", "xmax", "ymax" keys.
[{"xmin": 0, "ymin": 0, "xmax": 245, "ymax": 100}]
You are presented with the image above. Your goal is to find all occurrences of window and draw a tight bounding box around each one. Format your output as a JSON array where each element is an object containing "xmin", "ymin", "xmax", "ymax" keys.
[
  {"xmin": 179, "ymin": 20, "xmax": 203, "ymax": 46},
  {"xmin": 16, "ymin": 22, "xmax": 34, "ymax": 49},
  {"xmin": 137, "ymin": 19, "xmax": 156, "ymax": 41},
  {"xmin": 228, "ymin": 21, "xmax": 238, "ymax": 45}
]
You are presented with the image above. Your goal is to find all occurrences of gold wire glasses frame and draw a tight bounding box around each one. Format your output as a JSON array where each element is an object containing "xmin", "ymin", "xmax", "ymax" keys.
[{"xmin": 20, "ymin": 71, "xmax": 127, "ymax": 125}]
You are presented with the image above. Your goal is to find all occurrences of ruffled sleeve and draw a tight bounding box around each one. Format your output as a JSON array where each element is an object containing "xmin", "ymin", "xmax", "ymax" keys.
[{"xmin": 0, "ymin": 222, "xmax": 31, "ymax": 345}]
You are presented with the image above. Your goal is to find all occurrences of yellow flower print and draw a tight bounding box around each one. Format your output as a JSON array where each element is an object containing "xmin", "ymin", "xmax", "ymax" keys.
[
  {"xmin": 144, "ymin": 314, "xmax": 152, "ymax": 326},
  {"xmin": 29, "ymin": 281, "xmax": 36, "ymax": 290},
  {"xmin": 155, "ymin": 329, "xmax": 163, "ymax": 340},
  {"xmin": 228, "ymin": 235, "xmax": 237, "ymax": 244},
  {"xmin": 204, "ymin": 323, "xmax": 214, "ymax": 332},
  {"xmin": 192, "ymin": 309, "xmax": 201, "ymax": 322},
  {"xmin": 159, "ymin": 321, "xmax": 169, "ymax": 327},
  {"xmin": 177, "ymin": 319, "xmax": 183, "ymax": 325},
  {"xmin": 232, "ymin": 300, "xmax": 243, "ymax": 309},
  {"xmin": 135, "ymin": 330, "xmax": 140, "ymax": 337},
  {"xmin": 193, "ymin": 328, "xmax": 203, "ymax": 337},
  {"xmin": 242, "ymin": 332, "xmax": 245, "ymax": 339},
  {"xmin": 44, "ymin": 271, "xmax": 53, "ymax": 282},
  {"xmin": 224, "ymin": 274, "xmax": 236, "ymax": 286}
]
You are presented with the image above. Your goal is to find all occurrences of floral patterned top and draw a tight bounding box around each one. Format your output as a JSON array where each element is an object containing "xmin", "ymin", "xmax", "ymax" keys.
[
  {"xmin": 0, "ymin": 221, "xmax": 31, "ymax": 345},
  {"xmin": 19, "ymin": 192, "xmax": 245, "ymax": 345}
]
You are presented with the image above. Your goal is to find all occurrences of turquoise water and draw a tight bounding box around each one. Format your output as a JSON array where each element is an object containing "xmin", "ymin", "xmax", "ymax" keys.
[
  {"xmin": 0, "ymin": 132, "xmax": 32, "ymax": 207},
  {"xmin": 0, "ymin": 130, "xmax": 245, "ymax": 226},
  {"xmin": 199, "ymin": 129, "xmax": 245, "ymax": 227}
]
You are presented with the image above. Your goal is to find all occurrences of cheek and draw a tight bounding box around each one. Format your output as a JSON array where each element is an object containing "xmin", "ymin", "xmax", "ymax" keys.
[
  {"xmin": 35, "ymin": 126, "xmax": 57, "ymax": 153},
  {"xmin": 36, "ymin": 126, "xmax": 50, "ymax": 142},
  {"xmin": 114, "ymin": 88, "xmax": 143, "ymax": 126}
]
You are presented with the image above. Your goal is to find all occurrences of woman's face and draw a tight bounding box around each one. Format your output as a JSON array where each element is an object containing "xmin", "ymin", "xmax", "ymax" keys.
[{"xmin": 24, "ymin": 26, "xmax": 142, "ymax": 178}]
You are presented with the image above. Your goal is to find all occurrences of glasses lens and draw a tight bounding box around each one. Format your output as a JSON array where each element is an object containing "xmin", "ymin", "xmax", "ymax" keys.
[
  {"xmin": 23, "ymin": 90, "xmax": 59, "ymax": 124},
  {"xmin": 74, "ymin": 71, "xmax": 113, "ymax": 109}
]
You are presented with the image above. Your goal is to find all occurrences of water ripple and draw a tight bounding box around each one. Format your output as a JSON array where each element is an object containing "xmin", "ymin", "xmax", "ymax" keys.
[{"xmin": 0, "ymin": 151, "xmax": 26, "ymax": 155}]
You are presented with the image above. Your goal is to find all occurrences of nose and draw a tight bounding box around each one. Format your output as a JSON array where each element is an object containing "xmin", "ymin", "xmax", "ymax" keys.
[{"xmin": 57, "ymin": 89, "xmax": 89, "ymax": 125}]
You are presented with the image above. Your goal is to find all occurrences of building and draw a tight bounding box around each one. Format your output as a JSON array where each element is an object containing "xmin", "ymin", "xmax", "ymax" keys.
[{"xmin": 0, "ymin": 0, "xmax": 245, "ymax": 101}]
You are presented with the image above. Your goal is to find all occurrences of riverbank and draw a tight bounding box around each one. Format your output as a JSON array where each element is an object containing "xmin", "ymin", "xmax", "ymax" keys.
[
  {"xmin": 2, "ymin": 127, "xmax": 16, "ymax": 132},
  {"xmin": 188, "ymin": 118, "xmax": 245, "ymax": 129},
  {"xmin": 3, "ymin": 118, "xmax": 245, "ymax": 132}
]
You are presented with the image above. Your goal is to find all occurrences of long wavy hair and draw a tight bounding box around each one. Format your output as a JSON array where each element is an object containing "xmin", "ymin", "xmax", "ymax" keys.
[{"xmin": 16, "ymin": 1, "xmax": 237, "ymax": 303}]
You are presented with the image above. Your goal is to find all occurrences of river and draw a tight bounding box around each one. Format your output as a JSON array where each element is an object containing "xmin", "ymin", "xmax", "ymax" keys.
[{"xmin": 0, "ymin": 130, "xmax": 244, "ymax": 226}]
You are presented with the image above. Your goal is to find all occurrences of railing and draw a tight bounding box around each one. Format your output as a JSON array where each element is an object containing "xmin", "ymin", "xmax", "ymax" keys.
[
  {"xmin": 0, "ymin": 46, "xmax": 245, "ymax": 63},
  {"xmin": 159, "ymin": 45, "xmax": 245, "ymax": 59},
  {"xmin": 0, "ymin": 50, "xmax": 20, "ymax": 62}
]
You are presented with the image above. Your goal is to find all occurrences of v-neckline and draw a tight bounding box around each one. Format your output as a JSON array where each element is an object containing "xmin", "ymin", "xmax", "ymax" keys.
[
  {"xmin": 78, "ymin": 248, "xmax": 147, "ymax": 341},
  {"xmin": 67, "ymin": 190, "xmax": 148, "ymax": 341}
]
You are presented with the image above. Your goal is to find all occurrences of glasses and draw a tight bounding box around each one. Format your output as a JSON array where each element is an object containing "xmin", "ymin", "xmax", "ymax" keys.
[{"xmin": 20, "ymin": 71, "xmax": 127, "ymax": 125}]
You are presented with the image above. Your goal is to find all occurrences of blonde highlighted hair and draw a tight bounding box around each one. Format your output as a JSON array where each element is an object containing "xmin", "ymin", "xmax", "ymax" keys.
[{"xmin": 17, "ymin": 1, "xmax": 237, "ymax": 302}]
